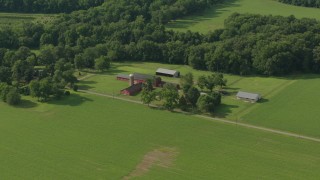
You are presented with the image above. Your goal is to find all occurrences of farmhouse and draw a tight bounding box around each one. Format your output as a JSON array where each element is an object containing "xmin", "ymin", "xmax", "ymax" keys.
[
  {"xmin": 236, "ymin": 91, "xmax": 261, "ymax": 103},
  {"xmin": 116, "ymin": 73, "xmax": 162, "ymax": 87},
  {"xmin": 156, "ymin": 68, "xmax": 180, "ymax": 78},
  {"xmin": 120, "ymin": 83, "xmax": 143, "ymax": 96}
]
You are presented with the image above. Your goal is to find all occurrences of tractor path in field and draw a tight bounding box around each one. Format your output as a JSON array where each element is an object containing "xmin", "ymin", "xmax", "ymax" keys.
[{"xmin": 79, "ymin": 89, "xmax": 320, "ymax": 143}]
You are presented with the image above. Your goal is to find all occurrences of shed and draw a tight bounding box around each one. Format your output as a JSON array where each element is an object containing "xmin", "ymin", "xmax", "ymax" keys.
[
  {"xmin": 236, "ymin": 91, "xmax": 261, "ymax": 103},
  {"xmin": 120, "ymin": 83, "xmax": 143, "ymax": 96},
  {"xmin": 156, "ymin": 68, "xmax": 180, "ymax": 78}
]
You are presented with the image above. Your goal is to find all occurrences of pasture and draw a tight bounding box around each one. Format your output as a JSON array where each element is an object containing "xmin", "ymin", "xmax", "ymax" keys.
[
  {"xmin": 167, "ymin": 0, "xmax": 320, "ymax": 33},
  {"xmin": 243, "ymin": 75, "xmax": 320, "ymax": 138},
  {"xmin": 1, "ymin": 93, "xmax": 320, "ymax": 179},
  {"xmin": 0, "ymin": 12, "xmax": 55, "ymax": 29},
  {"xmin": 78, "ymin": 62, "xmax": 320, "ymax": 138}
]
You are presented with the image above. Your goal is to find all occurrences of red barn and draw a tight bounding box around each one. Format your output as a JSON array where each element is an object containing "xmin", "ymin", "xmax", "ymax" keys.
[
  {"xmin": 120, "ymin": 83, "xmax": 143, "ymax": 96},
  {"xmin": 116, "ymin": 73, "xmax": 162, "ymax": 87}
]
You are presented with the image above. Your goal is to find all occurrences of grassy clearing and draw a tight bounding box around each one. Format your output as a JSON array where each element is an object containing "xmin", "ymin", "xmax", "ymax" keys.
[
  {"xmin": 244, "ymin": 75, "xmax": 320, "ymax": 138},
  {"xmin": 166, "ymin": 0, "xmax": 320, "ymax": 33},
  {"xmin": 78, "ymin": 62, "xmax": 240, "ymax": 101},
  {"xmin": 0, "ymin": 12, "xmax": 55, "ymax": 29},
  {"xmin": 1, "ymin": 93, "xmax": 320, "ymax": 179},
  {"xmin": 78, "ymin": 62, "xmax": 320, "ymax": 138}
]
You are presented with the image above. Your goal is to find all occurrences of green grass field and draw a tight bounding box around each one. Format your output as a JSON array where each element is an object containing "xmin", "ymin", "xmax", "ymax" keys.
[
  {"xmin": 243, "ymin": 75, "xmax": 320, "ymax": 138},
  {"xmin": 167, "ymin": 0, "xmax": 320, "ymax": 33},
  {"xmin": 1, "ymin": 93, "xmax": 320, "ymax": 179},
  {"xmin": 0, "ymin": 12, "xmax": 55, "ymax": 29},
  {"xmin": 78, "ymin": 62, "xmax": 320, "ymax": 138}
]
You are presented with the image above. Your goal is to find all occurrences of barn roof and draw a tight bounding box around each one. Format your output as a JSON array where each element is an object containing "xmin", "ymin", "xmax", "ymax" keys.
[
  {"xmin": 121, "ymin": 83, "xmax": 143, "ymax": 93},
  {"xmin": 132, "ymin": 73, "xmax": 154, "ymax": 80},
  {"xmin": 117, "ymin": 74, "xmax": 130, "ymax": 79},
  {"xmin": 156, "ymin": 68, "xmax": 178, "ymax": 75},
  {"xmin": 236, "ymin": 91, "xmax": 261, "ymax": 100}
]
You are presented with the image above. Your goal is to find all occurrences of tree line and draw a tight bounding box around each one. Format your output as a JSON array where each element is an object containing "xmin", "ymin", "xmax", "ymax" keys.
[
  {"xmin": 2, "ymin": 0, "xmax": 320, "ymax": 105},
  {"xmin": 0, "ymin": 0, "xmax": 105, "ymax": 13},
  {"xmin": 279, "ymin": 0, "xmax": 320, "ymax": 8},
  {"xmin": 0, "ymin": 0, "xmax": 219, "ymax": 105}
]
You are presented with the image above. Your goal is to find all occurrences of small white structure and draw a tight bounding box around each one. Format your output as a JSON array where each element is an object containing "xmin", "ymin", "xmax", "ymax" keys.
[
  {"xmin": 156, "ymin": 68, "xmax": 180, "ymax": 78},
  {"xmin": 236, "ymin": 91, "xmax": 261, "ymax": 103}
]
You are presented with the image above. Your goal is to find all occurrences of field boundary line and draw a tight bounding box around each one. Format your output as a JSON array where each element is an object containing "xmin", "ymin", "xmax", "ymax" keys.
[
  {"xmin": 77, "ymin": 74, "xmax": 96, "ymax": 81},
  {"xmin": 79, "ymin": 89, "xmax": 320, "ymax": 143}
]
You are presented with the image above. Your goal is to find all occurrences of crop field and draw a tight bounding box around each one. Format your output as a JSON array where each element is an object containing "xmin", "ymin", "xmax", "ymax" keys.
[
  {"xmin": 78, "ymin": 62, "xmax": 320, "ymax": 138},
  {"xmin": 0, "ymin": 12, "xmax": 55, "ymax": 29},
  {"xmin": 1, "ymin": 93, "xmax": 320, "ymax": 179},
  {"xmin": 167, "ymin": 0, "xmax": 320, "ymax": 33}
]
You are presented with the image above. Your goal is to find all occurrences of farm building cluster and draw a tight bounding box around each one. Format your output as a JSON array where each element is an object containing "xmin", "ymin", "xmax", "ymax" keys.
[{"xmin": 117, "ymin": 68, "xmax": 180, "ymax": 96}]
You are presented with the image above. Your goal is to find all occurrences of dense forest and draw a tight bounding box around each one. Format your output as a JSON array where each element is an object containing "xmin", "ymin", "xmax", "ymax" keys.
[
  {"xmin": 279, "ymin": 0, "xmax": 320, "ymax": 8},
  {"xmin": 0, "ymin": 0, "xmax": 222, "ymax": 104},
  {"xmin": 204, "ymin": 13, "xmax": 320, "ymax": 75},
  {"xmin": 0, "ymin": 0, "xmax": 105, "ymax": 13},
  {"xmin": 1, "ymin": 0, "xmax": 320, "ymax": 104}
]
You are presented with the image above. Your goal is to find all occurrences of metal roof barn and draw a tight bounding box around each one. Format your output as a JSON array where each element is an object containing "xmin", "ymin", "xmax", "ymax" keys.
[
  {"xmin": 156, "ymin": 68, "xmax": 180, "ymax": 77},
  {"xmin": 236, "ymin": 91, "xmax": 261, "ymax": 103}
]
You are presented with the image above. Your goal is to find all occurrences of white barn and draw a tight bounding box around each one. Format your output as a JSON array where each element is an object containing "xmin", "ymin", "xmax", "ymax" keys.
[{"xmin": 236, "ymin": 91, "xmax": 261, "ymax": 103}]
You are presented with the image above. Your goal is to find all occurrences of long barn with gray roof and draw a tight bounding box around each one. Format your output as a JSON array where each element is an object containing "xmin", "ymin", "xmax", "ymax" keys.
[
  {"xmin": 156, "ymin": 68, "xmax": 180, "ymax": 78},
  {"xmin": 236, "ymin": 91, "xmax": 261, "ymax": 103}
]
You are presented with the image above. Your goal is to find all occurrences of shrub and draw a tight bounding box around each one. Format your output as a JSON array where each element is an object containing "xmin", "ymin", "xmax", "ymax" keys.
[
  {"xmin": 64, "ymin": 91, "xmax": 71, "ymax": 96},
  {"xmin": 73, "ymin": 84, "xmax": 78, "ymax": 92},
  {"xmin": 6, "ymin": 88, "xmax": 21, "ymax": 105}
]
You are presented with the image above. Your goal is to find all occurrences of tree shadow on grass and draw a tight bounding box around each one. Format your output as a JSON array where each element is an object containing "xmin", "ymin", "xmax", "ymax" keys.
[
  {"xmin": 15, "ymin": 99, "xmax": 38, "ymax": 109},
  {"xmin": 78, "ymin": 80, "xmax": 97, "ymax": 90},
  {"xmin": 220, "ymin": 87, "xmax": 240, "ymax": 95},
  {"xmin": 258, "ymin": 98, "xmax": 269, "ymax": 104},
  {"xmin": 214, "ymin": 103, "xmax": 239, "ymax": 118},
  {"xmin": 90, "ymin": 68, "xmax": 128, "ymax": 76},
  {"xmin": 84, "ymin": 63, "xmax": 134, "ymax": 76},
  {"xmin": 48, "ymin": 93, "xmax": 93, "ymax": 106},
  {"xmin": 274, "ymin": 73, "xmax": 320, "ymax": 80},
  {"xmin": 167, "ymin": 0, "xmax": 240, "ymax": 30}
]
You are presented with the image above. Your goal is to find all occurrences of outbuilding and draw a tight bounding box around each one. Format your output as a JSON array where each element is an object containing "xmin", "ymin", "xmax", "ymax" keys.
[
  {"xmin": 120, "ymin": 83, "xmax": 143, "ymax": 96},
  {"xmin": 236, "ymin": 91, "xmax": 261, "ymax": 103},
  {"xmin": 156, "ymin": 68, "xmax": 180, "ymax": 78}
]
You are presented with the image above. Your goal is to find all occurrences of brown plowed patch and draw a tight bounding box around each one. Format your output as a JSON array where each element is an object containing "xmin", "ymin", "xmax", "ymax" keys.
[{"xmin": 123, "ymin": 147, "xmax": 178, "ymax": 179}]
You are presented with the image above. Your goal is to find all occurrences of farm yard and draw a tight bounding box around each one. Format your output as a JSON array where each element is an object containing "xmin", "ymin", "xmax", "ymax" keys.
[
  {"xmin": 78, "ymin": 62, "xmax": 320, "ymax": 138},
  {"xmin": 167, "ymin": 0, "xmax": 320, "ymax": 33},
  {"xmin": 1, "ymin": 92, "xmax": 320, "ymax": 179}
]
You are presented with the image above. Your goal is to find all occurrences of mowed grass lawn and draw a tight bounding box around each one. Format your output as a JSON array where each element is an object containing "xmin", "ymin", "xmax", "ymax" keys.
[
  {"xmin": 166, "ymin": 0, "xmax": 320, "ymax": 33},
  {"xmin": 0, "ymin": 12, "xmax": 55, "ymax": 29},
  {"xmin": 79, "ymin": 62, "xmax": 320, "ymax": 138},
  {"xmin": 1, "ymin": 93, "xmax": 320, "ymax": 179},
  {"xmin": 78, "ymin": 62, "xmax": 240, "ymax": 101}
]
